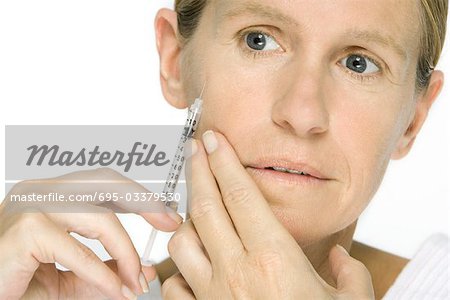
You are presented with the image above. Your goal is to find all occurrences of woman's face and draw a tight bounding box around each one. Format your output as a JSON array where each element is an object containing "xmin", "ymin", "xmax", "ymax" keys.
[{"xmin": 177, "ymin": 0, "xmax": 424, "ymax": 245}]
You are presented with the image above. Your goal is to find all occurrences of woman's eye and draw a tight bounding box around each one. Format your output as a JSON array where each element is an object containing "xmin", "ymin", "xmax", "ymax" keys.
[
  {"xmin": 340, "ymin": 54, "xmax": 380, "ymax": 74},
  {"xmin": 245, "ymin": 32, "xmax": 281, "ymax": 51}
]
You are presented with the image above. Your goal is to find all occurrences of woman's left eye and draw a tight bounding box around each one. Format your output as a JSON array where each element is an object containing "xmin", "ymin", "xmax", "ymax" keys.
[
  {"xmin": 245, "ymin": 31, "xmax": 281, "ymax": 51},
  {"xmin": 340, "ymin": 54, "xmax": 380, "ymax": 74}
]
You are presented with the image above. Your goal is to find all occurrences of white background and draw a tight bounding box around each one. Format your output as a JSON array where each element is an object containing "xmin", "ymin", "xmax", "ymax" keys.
[{"xmin": 0, "ymin": 0, "xmax": 448, "ymax": 261}]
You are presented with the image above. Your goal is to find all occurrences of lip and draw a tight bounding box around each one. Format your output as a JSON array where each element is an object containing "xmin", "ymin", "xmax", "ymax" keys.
[
  {"xmin": 246, "ymin": 159, "xmax": 330, "ymax": 180},
  {"xmin": 246, "ymin": 167, "xmax": 328, "ymax": 187}
]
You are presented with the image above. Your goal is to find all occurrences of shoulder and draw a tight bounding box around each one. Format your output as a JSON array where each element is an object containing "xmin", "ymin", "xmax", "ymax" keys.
[
  {"xmin": 351, "ymin": 234, "xmax": 450, "ymax": 299},
  {"xmin": 350, "ymin": 241, "xmax": 409, "ymax": 299},
  {"xmin": 382, "ymin": 233, "xmax": 450, "ymax": 299}
]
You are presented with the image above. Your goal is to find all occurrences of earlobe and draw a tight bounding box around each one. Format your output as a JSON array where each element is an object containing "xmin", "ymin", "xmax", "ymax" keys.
[
  {"xmin": 391, "ymin": 70, "xmax": 444, "ymax": 160},
  {"xmin": 155, "ymin": 8, "xmax": 189, "ymax": 109}
]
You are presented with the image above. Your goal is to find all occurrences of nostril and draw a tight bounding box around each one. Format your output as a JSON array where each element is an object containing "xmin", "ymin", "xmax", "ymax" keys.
[{"xmin": 308, "ymin": 126, "xmax": 328, "ymax": 135}]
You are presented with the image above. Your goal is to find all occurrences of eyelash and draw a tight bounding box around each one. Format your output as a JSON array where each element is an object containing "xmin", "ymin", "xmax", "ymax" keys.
[
  {"xmin": 237, "ymin": 29, "xmax": 284, "ymax": 59},
  {"xmin": 237, "ymin": 28, "xmax": 384, "ymax": 83},
  {"xmin": 339, "ymin": 49, "xmax": 383, "ymax": 83}
]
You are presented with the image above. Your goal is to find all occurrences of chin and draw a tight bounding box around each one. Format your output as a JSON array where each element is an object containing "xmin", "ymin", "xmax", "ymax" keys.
[{"xmin": 268, "ymin": 204, "xmax": 342, "ymax": 247}]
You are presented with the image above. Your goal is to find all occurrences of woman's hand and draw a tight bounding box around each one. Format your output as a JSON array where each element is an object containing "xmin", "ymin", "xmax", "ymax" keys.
[
  {"xmin": 0, "ymin": 168, "xmax": 183, "ymax": 300},
  {"xmin": 162, "ymin": 131, "xmax": 375, "ymax": 299}
]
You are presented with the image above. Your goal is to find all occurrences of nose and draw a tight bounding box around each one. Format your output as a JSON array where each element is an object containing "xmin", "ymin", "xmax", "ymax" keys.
[{"xmin": 271, "ymin": 62, "xmax": 330, "ymax": 138}]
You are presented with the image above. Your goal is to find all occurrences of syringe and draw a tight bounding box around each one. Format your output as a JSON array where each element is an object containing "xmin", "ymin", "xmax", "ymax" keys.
[{"xmin": 141, "ymin": 87, "xmax": 204, "ymax": 266}]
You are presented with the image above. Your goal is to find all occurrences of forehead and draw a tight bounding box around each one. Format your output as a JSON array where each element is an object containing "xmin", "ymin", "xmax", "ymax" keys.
[
  {"xmin": 209, "ymin": 0, "xmax": 421, "ymax": 59},
  {"xmin": 212, "ymin": 0, "xmax": 421, "ymax": 28}
]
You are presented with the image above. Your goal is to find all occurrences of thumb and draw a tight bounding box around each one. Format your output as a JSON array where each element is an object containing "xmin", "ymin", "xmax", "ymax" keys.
[{"xmin": 329, "ymin": 244, "xmax": 375, "ymax": 299}]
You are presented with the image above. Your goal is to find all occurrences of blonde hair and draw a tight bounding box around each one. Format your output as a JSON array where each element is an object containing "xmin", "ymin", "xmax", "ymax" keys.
[
  {"xmin": 417, "ymin": 0, "xmax": 448, "ymax": 90},
  {"xmin": 175, "ymin": 0, "xmax": 448, "ymax": 91}
]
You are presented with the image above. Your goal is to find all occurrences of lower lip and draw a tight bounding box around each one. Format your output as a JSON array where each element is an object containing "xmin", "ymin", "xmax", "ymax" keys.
[{"xmin": 246, "ymin": 167, "xmax": 328, "ymax": 186}]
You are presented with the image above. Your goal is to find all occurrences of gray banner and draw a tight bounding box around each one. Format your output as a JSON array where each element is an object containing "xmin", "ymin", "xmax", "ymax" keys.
[
  {"xmin": 6, "ymin": 125, "xmax": 186, "ymax": 180},
  {"xmin": 5, "ymin": 125, "xmax": 192, "ymax": 213}
]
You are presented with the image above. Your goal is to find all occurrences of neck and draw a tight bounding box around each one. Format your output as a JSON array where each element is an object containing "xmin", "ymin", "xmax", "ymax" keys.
[{"xmin": 302, "ymin": 220, "xmax": 358, "ymax": 287}]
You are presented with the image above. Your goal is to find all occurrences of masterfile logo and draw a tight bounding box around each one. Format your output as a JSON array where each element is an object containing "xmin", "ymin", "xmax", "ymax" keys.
[
  {"xmin": 6, "ymin": 125, "xmax": 183, "ymax": 180},
  {"xmin": 26, "ymin": 142, "xmax": 170, "ymax": 172}
]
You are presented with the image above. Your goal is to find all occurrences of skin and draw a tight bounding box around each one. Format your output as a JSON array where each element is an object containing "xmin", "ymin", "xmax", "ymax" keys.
[{"xmin": 155, "ymin": 0, "xmax": 444, "ymax": 298}]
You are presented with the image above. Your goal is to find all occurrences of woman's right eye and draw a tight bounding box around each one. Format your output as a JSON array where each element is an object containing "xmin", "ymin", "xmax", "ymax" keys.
[{"xmin": 245, "ymin": 31, "xmax": 281, "ymax": 52}]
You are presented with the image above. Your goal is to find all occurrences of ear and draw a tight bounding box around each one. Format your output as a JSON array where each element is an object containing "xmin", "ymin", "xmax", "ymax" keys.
[
  {"xmin": 154, "ymin": 8, "xmax": 189, "ymax": 109},
  {"xmin": 391, "ymin": 70, "xmax": 444, "ymax": 160}
]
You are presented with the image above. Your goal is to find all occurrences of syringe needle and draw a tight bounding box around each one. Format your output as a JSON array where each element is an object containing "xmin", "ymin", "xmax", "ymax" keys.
[{"xmin": 199, "ymin": 81, "xmax": 206, "ymax": 99}]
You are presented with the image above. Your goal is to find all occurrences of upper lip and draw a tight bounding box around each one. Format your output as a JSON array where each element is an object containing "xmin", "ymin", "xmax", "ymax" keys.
[{"xmin": 246, "ymin": 158, "xmax": 330, "ymax": 180}]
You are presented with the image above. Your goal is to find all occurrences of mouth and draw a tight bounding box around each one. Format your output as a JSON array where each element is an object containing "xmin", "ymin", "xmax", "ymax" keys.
[
  {"xmin": 263, "ymin": 166, "xmax": 311, "ymax": 177},
  {"xmin": 245, "ymin": 160, "xmax": 331, "ymax": 186}
]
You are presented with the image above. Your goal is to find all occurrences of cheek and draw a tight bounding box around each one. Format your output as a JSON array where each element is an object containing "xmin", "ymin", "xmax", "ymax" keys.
[
  {"xmin": 198, "ymin": 54, "xmax": 276, "ymax": 137},
  {"xmin": 331, "ymin": 88, "xmax": 412, "ymax": 222}
]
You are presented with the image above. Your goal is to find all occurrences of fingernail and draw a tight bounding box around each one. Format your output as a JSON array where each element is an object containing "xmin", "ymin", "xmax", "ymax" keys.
[
  {"xmin": 139, "ymin": 272, "xmax": 149, "ymax": 293},
  {"xmin": 335, "ymin": 244, "xmax": 349, "ymax": 256},
  {"xmin": 165, "ymin": 205, "xmax": 184, "ymax": 224},
  {"xmin": 184, "ymin": 139, "xmax": 198, "ymax": 159},
  {"xmin": 121, "ymin": 284, "xmax": 137, "ymax": 300},
  {"xmin": 202, "ymin": 130, "xmax": 218, "ymax": 154}
]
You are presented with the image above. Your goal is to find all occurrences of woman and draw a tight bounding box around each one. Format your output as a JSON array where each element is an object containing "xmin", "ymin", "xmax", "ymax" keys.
[
  {"xmin": 0, "ymin": 0, "xmax": 447, "ymax": 299},
  {"xmin": 153, "ymin": 0, "xmax": 449, "ymax": 299}
]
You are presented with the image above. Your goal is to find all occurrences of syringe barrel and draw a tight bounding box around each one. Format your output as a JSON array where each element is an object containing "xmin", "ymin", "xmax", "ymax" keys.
[
  {"xmin": 141, "ymin": 97, "xmax": 203, "ymax": 265},
  {"xmin": 163, "ymin": 98, "xmax": 203, "ymax": 211},
  {"xmin": 183, "ymin": 98, "xmax": 203, "ymax": 138}
]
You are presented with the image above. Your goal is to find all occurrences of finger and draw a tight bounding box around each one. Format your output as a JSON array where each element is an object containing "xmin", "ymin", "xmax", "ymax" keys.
[
  {"xmin": 186, "ymin": 138, "xmax": 244, "ymax": 262},
  {"xmin": 46, "ymin": 206, "xmax": 147, "ymax": 295},
  {"xmin": 108, "ymin": 262, "xmax": 156, "ymax": 296},
  {"xmin": 57, "ymin": 268, "xmax": 106, "ymax": 299},
  {"xmin": 201, "ymin": 130, "xmax": 292, "ymax": 249},
  {"xmin": 57, "ymin": 260, "xmax": 155, "ymax": 299},
  {"xmin": 24, "ymin": 213, "xmax": 136, "ymax": 300},
  {"xmin": 329, "ymin": 245, "xmax": 375, "ymax": 299},
  {"xmin": 161, "ymin": 273, "xmax": 196, "ymax": 300},
  {"xmin": 141, "ymin": 265, "xmax": 158, "ymax": 286},
  {"xmin": 167, "ymin": 220, "xmax": 212, "ymax": 290},
  {"xmin": 7, "ymin": 168, "xmax": 183, "ymax": 231}
]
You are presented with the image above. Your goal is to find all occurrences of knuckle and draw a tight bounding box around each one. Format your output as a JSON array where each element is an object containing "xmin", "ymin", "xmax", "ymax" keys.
[
  {"xmin": 95, "ymin": 167, "xmax": 121, "ymax": 179},
  {"xmin": 96, "ymin": 210, "xmax": 117, "ymax": 226},
  {"xmin": 338, "ymin": 260, "xmax": 354, "ymax": 277},
  {"xmin": 167, "ymin": 232, "xmax": 188, "ymax": 257},
  {"xmin": 6, "ymin": 213, "xmax": 51, "ymax": 257},
  {"xmin": 224, "ymin": 264, "xmax": 247, "ymax": 296},
  {"xmin": 226, "ymin": 272, "xmax": 245, "ymax": 290},
  {"xmin": 252, "ymin": 249, "xmax": 284, "ymax": 274},
  {"xmin": 15, "ymin": 213, "xmax": 48, "ymax": 233},
  {"xmin": 222, "ymin": 184, "xmax": 252, "ymax": 207},
  {"xmin": 9, "ymin": 179, "xmax": 39, "ymax": 195},
  {"xmin": 76, "ymin": 243, "xmax": 99, "ymax": 264},
  {"xmin": 0, "ymin": 212, "xmax": 50, "ymax": 251},
  {"xmin": 351, "ymin": 258, "xmax": 369, "ymax": 272},
  {"xmin": 9, "ymin": 180, "xmax": 28, "ymax": 194},
  {"xmin": 341, "ymin": 258, "xmax": 371, "ymax": 278},
  {"xmin": 189, "ymin": 196, "xmax": 215, "ymax": 222},
  {"xmin": 339, "ymin": 263, "xmax": 353, "ymax": 278},
  {"xmin": 356, "ymin": 261, "xmax": 373, "ymax": 279}
]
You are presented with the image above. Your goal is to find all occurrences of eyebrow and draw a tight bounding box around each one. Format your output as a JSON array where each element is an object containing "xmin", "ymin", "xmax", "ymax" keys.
[
  {"xmin": 344, "ymin": 29, "xmax": 408, "ymax": 60},
  {"xmin": 221, "ymin": 1, "xmax": 300, "ymax": 27}
]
